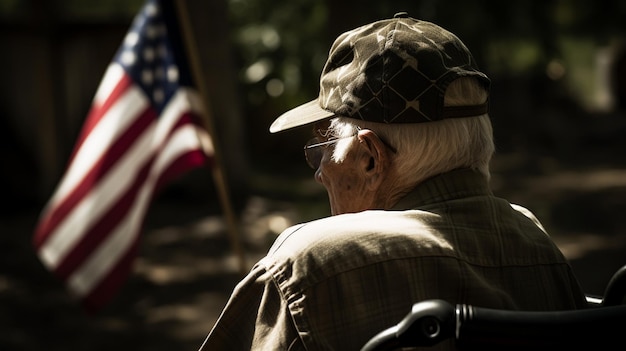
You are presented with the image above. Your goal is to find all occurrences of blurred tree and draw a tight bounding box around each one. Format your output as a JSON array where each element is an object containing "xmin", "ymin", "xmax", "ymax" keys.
[
  {"xmin": 224, "ymin": 0, "xmax": 626, "ymax": 162},
  {"xmin": 2, "ymin": 0, "xmax": 626, "ymax": 209}
]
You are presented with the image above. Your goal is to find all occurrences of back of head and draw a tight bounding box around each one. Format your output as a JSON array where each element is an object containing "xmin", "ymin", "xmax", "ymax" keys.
[
  {"xmin": 332, "ymin": 77, "xmax": 494, "ymax": 187},
  {"xmin": 271, "ymin": 13, "xmax": 494, "ymax": 184}
]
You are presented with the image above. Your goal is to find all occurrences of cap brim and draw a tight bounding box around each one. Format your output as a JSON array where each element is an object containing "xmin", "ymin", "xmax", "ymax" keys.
[{"xmin": 269, "ymin": 99, "xmax": 335, "ymax": 133}]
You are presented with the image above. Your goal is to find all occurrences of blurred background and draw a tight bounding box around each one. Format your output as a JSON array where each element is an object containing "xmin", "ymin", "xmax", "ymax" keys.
[{"xmin": 1, "ymin": 0, "xmax": 626, "ymax": 350}]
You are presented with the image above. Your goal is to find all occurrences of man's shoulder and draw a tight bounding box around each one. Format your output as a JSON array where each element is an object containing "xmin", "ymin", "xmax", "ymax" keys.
[
  {"xmin": 262, "ymin": 209, "xmax": 453, "ymax": 275},
  {"xmin": 272, "ymin": 209, "xmax": 443, "ymax": 246}
]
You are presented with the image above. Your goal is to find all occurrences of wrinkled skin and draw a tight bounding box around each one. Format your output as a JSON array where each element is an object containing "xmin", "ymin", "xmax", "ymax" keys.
[{"xmin": 312, "ymin": 123, "xmax": 402, "ymax": 215}]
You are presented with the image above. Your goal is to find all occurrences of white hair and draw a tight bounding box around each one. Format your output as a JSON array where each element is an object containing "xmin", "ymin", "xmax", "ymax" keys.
[{"xmin": 328, "ymin": 77, "xmax": 494, "ymax": 188}]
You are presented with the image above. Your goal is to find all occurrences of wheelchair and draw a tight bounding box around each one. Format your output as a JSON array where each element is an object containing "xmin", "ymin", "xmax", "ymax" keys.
[{"xmin": 361, "ymin": 264, "xmax": 626, "ymax": 350}]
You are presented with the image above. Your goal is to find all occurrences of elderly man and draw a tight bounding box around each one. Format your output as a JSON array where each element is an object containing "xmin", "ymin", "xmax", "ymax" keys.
[{"xmin": 199, "ymin": 13, "xmax": 587, "ymax": 350}]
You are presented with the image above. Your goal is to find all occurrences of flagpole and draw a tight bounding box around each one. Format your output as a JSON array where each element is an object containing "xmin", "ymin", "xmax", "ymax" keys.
[{"xmin": 174, "ymin": 0, "xmax": 247, "ymax": 276}]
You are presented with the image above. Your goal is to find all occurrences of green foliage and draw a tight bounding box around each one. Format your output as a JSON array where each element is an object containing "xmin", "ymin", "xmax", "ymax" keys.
[
  {"xmin": 229, "ymin": 0, "xmax": 328, "ymax": 110},
  {"xmin": 227, "ymin": 0, "xmax": 626, "ymax": 116}
]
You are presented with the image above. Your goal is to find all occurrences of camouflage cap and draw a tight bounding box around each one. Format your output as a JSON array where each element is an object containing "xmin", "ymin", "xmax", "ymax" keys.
[{"xmin": 270, "ymin": 13, "xmax": 490, "ymax": 133}]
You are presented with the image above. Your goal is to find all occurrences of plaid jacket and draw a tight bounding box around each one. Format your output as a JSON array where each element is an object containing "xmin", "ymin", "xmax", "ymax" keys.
[{"xmin": 200, "ymin": 169, "xmax": 587, "ymax": 350}]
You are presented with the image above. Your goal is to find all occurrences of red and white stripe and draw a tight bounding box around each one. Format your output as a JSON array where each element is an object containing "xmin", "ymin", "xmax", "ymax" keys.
[{"xmin": 33, "ymin": 63, "xmax": 212, "ymax": 311}]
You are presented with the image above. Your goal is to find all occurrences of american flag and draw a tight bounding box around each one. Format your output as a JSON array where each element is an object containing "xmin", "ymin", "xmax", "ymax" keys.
[{"xmin": 33, "ymin": 0, "xmax": 214, "ymax": 312}]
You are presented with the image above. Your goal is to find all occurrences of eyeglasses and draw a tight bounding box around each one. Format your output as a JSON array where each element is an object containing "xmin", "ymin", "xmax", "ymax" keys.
[
  {"xmin": 303, "ymin": 129, "xmax": 397, "ymax": 169},
  {"xmin": 303, "ymin": 134, "xmax": 357, "ymax": 169}
]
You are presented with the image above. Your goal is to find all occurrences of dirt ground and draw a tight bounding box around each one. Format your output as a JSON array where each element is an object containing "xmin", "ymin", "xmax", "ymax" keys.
[{"xmin": 2, "ymin": 139, "xmax": 626, "ymax": 351}]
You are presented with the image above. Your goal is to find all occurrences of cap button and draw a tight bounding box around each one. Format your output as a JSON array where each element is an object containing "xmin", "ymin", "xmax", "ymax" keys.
[{"xmin": 394, "ymin": 12, "xmax": 409, "ymax": 18}]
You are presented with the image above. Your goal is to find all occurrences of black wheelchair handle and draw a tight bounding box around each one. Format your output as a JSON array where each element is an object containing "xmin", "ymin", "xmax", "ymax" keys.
[{"xmin": 361, "ymin": 300, "xmax": 626, "ymax": 351}]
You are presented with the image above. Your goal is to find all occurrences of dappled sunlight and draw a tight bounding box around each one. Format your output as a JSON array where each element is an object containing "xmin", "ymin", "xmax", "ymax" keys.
[
  {"xmin": 526, "ymin": 168, "xmax": 626, "ymax": 193},
  {"xmin": 268, "ymin": 214, "xmax": 291, "ymax": 233},
  {"xmin": 134, "ymin": 255, "xmax": 243, "ymax": 285},
  {"xmin": 139, "ymin": 292, "xmax": 230, "ymax": 342},
  {"xmin": 240, "ymin": 196, "xmax": 301, "ymax": 242},
  {"xmin": 145, "ymin": 303, "xmax": 203, "ymax": 323},
  {"xmin": 554, "ymin": 232, "xmax": 626, "ymax": 261},
  {"xmin": 145, "ymin": 216, "xmax": 227, "ymax": 244}
]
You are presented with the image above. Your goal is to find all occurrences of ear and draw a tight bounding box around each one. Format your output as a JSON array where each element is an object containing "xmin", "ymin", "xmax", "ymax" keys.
[{"xmin": 356, "ymin": 129, "xmax": 391, "ymax": 190}]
